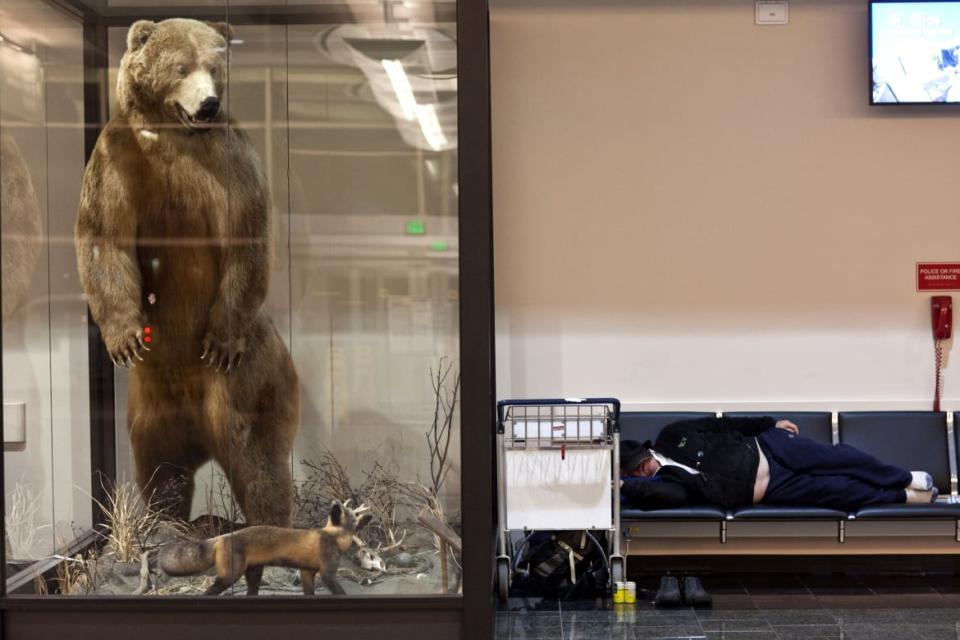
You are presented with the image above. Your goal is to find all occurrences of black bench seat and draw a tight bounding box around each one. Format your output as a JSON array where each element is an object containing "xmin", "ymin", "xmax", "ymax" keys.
[
  {"xmin": 732, "ymin": 505, "xmax": 849, "ymax": 520},
  {"xmin": 853, "ymin": 503, "xmax": 960, "ymax": 519},
  {"xmin": 617, "ymin": 410, "xmax": 960, "ymax": 545},
  {"xmin": 622, "ymin": 506, "xmax": 728, "ymax": 521}
]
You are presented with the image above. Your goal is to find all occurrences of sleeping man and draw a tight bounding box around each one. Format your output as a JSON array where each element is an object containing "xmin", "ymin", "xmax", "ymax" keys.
[{"xmin": 619, "ymin": 416, "xmax": 938, "ymax": 512}]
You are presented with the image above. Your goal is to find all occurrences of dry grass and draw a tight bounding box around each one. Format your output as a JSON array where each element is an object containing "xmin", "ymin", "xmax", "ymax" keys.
[
  {"xmin": 151, "ymin": 575, "xmax": 215, "ymax": 595},
  {"xmin": 91, "ymin": 478, "xmax": 180, "ymax": 563},
  {"xmin": 54, "ymin": 552, "xmax": 95, "ymax": 595},
  {"xmin": 4, "ymin": 482, "xmax": 45, "ymax": 560},
  {"xmin": 32, "ymin": 570, "xmax": 48, "ymax": 595}
]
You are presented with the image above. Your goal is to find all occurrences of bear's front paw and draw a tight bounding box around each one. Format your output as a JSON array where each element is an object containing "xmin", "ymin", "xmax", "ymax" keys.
[
  {"xmin": 106, "ymin": 325, "xmax": 149, "ymax": 368},
  {"xmin": 201, "ymin": 332, "xmax": 246, "ymax": 372}
]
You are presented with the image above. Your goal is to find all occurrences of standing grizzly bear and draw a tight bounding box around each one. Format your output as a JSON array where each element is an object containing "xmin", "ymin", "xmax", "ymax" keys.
[{"xmin": 75, "ymin": 19, "xmax": 298, "ymax": 592}]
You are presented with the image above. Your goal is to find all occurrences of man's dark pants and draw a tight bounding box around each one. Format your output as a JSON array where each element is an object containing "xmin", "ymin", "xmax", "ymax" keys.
[{"xmin": 757, "ymin": 428, "xmax": 910, "ymax": 510}]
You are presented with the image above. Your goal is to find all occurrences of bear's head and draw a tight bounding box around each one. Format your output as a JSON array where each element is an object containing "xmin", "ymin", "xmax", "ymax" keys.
[{"xmin": 118, "ymin": 18, "xmax": 235, "ymax": 132}]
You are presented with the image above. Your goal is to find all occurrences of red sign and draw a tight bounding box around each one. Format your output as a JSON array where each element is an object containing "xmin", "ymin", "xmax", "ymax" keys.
[{"xmin": 918, "ymin": 263, "xmax": 960, "ymax": 291}]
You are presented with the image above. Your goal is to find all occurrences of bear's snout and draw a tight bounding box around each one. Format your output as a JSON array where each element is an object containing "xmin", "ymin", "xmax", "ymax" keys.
[{"xmin": 196, "ymin": 97, "xmax": 221, "ymax": 122}]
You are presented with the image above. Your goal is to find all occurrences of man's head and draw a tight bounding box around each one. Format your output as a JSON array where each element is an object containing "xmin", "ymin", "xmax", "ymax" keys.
[{"xmin": 620, "ymin": 440, "xmax": 661, "ymax": 478}]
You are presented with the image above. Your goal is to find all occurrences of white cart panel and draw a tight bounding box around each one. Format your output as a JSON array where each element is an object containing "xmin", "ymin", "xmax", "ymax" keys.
[{"xmin": 504, "ymin": 448, "xmax": 612, "ymax": 530}]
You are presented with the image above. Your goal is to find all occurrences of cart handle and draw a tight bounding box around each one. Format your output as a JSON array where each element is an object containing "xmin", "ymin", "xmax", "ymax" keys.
[{"xmin": 496, "ymin": 397, "xmax": 621, "ymax": 434}]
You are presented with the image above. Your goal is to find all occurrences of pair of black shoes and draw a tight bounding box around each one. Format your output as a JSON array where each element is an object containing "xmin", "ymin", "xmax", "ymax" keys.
[{"xmin": 654, "ymin": 575, "xmax": 712, "ymax": 608}]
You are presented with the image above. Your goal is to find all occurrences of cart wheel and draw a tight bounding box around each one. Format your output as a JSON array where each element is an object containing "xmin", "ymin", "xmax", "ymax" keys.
[
  {"xmin": 496, "ymin": 558, "xmax": 511, "ymax": 601},
  {"xmin": 610, "ymin": 557, "xmax": 625, "ymax": 586}
]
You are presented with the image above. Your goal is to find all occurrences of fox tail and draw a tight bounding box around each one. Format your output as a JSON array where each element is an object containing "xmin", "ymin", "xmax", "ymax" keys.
[{"xmin": 157, "ymin": 539, "xmax": 216, "ymax": 576}]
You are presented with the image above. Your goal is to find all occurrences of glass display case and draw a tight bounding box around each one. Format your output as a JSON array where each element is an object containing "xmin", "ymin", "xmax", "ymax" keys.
[{"xmin": 0, "ymin": 0, "xmax": 492, "ymax": 637}]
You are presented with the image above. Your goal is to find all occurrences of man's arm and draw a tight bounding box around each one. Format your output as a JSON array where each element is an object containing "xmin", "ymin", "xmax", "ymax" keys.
[
  {"xmin": 716, "ymin": 416, "xmax": 776, "ymax": 437},
  {"xmin": 620, "ymin": 477, "xmax": 690, "ymax": 509}
]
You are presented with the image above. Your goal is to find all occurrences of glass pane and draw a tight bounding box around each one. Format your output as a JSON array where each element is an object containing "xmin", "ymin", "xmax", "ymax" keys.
[
  {"xmin": 1, "ymin": 0, "xmax": 91, "ymax": 592},
  {"xmin": 3, "ymin": 0, "xmax": 459, "ymax": 598}
]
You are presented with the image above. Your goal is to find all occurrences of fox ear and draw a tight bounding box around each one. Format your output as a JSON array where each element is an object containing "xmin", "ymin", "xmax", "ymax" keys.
[
  {"xmin": 329, "ymin": 500, "xmax": 343, "ymax": 527},
  {"xmin": 356, "ymin": 514, "xmax": 372, "ymax": 533}
]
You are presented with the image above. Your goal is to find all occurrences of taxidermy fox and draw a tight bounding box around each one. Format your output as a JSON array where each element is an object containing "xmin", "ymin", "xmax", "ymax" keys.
[{"xmin": 157, "ymin": 500, "xmax": 372, "ymax": 595}]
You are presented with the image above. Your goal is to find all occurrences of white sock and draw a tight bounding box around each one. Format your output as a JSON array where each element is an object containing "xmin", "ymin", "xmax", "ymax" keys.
[
  {"xmin": 905, "ymin": 488, "xmax": 937, "ymax": 504},
  {"xmin": 909, "ymin": 471, "xmax": 933, "ymax": 491}
]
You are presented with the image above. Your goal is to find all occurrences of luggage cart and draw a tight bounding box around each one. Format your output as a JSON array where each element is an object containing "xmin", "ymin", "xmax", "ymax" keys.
[{"xmin": 495, "ymin": 397, "xmax": 623, "ymax": 601}]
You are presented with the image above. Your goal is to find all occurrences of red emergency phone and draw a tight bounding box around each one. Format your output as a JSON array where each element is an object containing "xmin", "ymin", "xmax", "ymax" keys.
[{"xmin": 932, "ymin": 296, "xmax": 952, "ymax": 411}]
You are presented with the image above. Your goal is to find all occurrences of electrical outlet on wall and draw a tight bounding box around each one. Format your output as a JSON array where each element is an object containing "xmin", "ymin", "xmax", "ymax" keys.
[
  {"xmin": 3, "ymin": 402, "xmax": 26, "ymax": 446},
  {"xmin": 756, "ymin": 1, "xmax": 789, "ymax": 25}
]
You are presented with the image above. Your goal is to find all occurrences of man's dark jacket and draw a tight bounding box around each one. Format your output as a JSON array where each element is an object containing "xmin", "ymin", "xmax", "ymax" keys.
[{"xmin": 621, "ymin": 416, "xmax": 775, "ymax": 510}]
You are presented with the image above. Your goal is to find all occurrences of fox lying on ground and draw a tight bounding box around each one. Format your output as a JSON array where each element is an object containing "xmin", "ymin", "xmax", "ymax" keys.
[{"xmin": 155, "ymin": 500, "xmax": 372, "ymax": 595}]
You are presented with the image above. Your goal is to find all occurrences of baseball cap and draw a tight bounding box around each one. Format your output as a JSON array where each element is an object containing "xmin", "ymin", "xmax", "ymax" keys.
[{"xmin": 620, "ymin": 439, "xmax": 654, "ymax": 472}]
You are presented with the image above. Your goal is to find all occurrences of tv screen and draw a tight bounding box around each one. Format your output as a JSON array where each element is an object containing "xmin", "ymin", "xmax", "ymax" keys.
[{"xmin": 871, "ymin": 0, "xmax": 960, "ymax": 103}]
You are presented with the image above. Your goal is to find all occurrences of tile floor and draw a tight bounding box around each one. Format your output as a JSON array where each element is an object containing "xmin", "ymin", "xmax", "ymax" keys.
[{"xmin": 496, "ymin": 573, "xmax": 960, "ymax": 639}]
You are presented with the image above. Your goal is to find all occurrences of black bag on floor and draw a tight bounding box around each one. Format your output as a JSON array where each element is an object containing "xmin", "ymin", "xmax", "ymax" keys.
[{"xmin": 510, "ymin": 531, "xmax": 610, "ymax": 599}]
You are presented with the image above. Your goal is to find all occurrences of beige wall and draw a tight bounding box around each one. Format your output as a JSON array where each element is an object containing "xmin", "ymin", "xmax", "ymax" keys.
[{"xmin": 492, "ymin": 0, "xmax": 960, "ymax": 410}]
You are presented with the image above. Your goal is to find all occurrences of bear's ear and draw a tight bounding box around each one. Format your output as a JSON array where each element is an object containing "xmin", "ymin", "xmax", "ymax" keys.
[
  {"xmin": 127, "ymin": 20, "xmax": 157, "ymax": 53},
  {"xmin": 206, "ymin": 21, "xmax": 236, "ymax": 44},
  {"xmin": 329, "ymin": 500, "xmax": 343, "ymax": 527}
]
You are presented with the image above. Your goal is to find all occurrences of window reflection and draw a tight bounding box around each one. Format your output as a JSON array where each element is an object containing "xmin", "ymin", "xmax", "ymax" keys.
[{"xmin": 3, "ymin": 2, "xmax": 460, "ymax": 597}]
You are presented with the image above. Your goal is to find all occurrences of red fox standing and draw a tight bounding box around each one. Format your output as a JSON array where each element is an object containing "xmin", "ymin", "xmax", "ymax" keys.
[{"xmin": 156, "ymin": 500, "xmax": 372, "ymax": 595}]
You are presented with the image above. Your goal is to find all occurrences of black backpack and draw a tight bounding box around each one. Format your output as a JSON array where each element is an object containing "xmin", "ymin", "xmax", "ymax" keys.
[{"xmin": 509, "ymin": 531, "xmax": 610, "ymax": 599}]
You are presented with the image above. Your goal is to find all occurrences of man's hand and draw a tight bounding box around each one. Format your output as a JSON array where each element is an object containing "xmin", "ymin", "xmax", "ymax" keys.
[{"xmin": 775, "ymin": 420, "xmax": 799, "ymax": 435}]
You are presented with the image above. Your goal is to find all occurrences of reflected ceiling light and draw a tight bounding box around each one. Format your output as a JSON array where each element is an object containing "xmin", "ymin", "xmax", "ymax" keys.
[
  {"xmin": 414, "ymin": 103, "xmax": 447, "ymax": 151},
  {"xmin": 344, "ymin": 37, "xmax": 425, "ymax": 62},
  {"xmin": 382, "ymin": 59, "xmax": 417, "ymax": 121},
  {"xmin": 316, "ymin": 26, "xmax": 457, "ymax": 151}
]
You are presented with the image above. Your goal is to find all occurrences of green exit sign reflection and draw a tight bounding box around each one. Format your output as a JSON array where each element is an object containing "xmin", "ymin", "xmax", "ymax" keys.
[{"xmin": 405, "ymin": 220, "xmax": 425, "ymax": 235}]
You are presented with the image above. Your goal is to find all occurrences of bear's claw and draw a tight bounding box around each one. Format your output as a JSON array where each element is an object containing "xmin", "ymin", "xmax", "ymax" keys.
[
  {"xmin": 201, "ymin": 334, "xmax": 244, "ymax": 373},
  {"xmin": 109, "ymin": 327, "xmax": 149, "ymax": 368}
]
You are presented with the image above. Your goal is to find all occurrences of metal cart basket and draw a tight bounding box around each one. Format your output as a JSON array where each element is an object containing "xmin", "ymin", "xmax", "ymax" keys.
[{"xmin": 495, "ymin": 398, "xmax": 623, "ymax": 600}]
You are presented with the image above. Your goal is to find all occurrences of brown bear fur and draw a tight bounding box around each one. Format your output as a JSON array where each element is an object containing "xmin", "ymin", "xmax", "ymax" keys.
[
  {"xmin": 75, "ymin": 19, "xmax": 299, "ymax": 575},
  {"xmin": 2, "ymin": 134, "xmax": 42, "ymax": 327}
]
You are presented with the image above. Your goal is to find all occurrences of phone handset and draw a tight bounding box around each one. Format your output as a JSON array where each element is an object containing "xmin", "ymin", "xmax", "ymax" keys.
[{"xmin": 932, "ymin": 296, "xmax": 953, "ymax": 411}]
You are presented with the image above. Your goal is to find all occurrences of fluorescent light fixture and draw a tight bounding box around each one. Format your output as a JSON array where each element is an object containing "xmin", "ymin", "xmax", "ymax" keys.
[
  {"xmin": 382, "ymin": 58, "xmax": 417, "ymax": 121},
  {"xmin": 414, "ymin": 103, "xmax": 447, "ymax": 151}
]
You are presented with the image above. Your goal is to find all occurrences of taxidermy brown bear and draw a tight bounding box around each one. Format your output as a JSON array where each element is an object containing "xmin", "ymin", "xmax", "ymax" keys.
[{"xmin": 75, "ymin": 19, "xmax": 299, "ymax": 593}]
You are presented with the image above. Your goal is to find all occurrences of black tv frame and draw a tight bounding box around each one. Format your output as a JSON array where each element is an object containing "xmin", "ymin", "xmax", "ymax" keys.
[{"xmin": 869, "ymin": 0, "xmax": 960, "ymax": 105}]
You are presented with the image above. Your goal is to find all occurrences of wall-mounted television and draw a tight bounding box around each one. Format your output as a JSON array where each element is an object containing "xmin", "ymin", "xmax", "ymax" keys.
[{"xmin": 871, "ymin": 0, "xmax": 960, "ymax": 104}]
